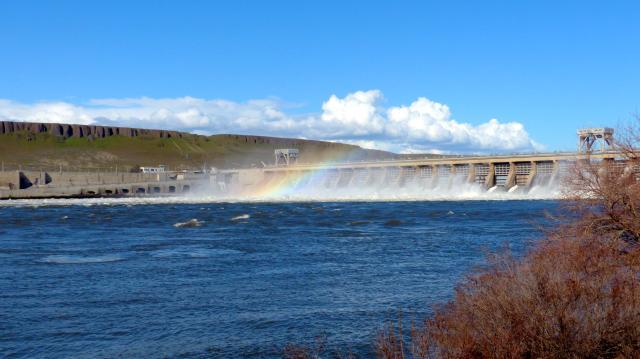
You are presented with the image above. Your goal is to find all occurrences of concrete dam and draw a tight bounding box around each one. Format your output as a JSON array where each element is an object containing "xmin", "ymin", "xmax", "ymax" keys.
[
  {"xmin": 0, "ymin": 127, "xmax": 625, "ymax": 200},
  {"xmin": 210, "ymin": 129, "xmax": 623, "ymax": 200},
  {"xmin": 211, "ymin": 151, "xmax": 621, "ymax": 199},
  {"xmin": 1, "ymin": 151, "xmax": 616, "ymax": 200}
]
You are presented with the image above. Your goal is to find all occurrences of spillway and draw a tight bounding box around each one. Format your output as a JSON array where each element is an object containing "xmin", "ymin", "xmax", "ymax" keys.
[{"xmin": 211, "ymin": 151, "xmax": 625, "ymax": 200}]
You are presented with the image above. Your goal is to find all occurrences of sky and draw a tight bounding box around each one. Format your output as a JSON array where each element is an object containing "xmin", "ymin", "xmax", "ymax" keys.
[{"xmin": 0, "ymin": 0, "xmax": 638, "ymax": 153}]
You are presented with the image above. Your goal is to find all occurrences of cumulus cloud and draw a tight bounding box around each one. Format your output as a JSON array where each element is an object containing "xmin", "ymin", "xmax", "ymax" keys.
[
  {"xmin": 320, "ymin": 90, "xmax": 385, "ymax": 137},
  {"xmin": 0, "ymin": 99, "xmax": 94, "ymax": 125},
  {"xmin": 0, "ymin": 91, "xmax": 543, "ymax": 153},
  {"xmin": 384, "ymin": 97, "xmax": 539, "ymax": 152}
]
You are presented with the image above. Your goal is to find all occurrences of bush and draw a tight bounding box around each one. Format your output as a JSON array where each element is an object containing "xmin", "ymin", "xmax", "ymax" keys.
[
  {"xmin": 283, "ymin": 334, "xmax": 358, "ymax": 359},
  {"xmin": 376, "ymin": 234, "xmax": 640, "ymax": 358}
]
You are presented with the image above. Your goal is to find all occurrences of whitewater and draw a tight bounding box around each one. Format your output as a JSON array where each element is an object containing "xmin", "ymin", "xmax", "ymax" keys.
[{"xmin": 0, "ymin": 180, "xmax": 561, "ymax": 207}]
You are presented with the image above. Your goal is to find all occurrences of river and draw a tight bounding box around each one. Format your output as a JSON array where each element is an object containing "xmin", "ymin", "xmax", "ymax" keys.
[{"xmin": 1, "ymin": 199, "xmax": 557, "ymax": 358}]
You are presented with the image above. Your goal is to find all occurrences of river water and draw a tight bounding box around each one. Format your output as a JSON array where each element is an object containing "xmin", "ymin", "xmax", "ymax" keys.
[{"xmin": 0, "ymin": 199, "xmax": 557, "ymax": 358}]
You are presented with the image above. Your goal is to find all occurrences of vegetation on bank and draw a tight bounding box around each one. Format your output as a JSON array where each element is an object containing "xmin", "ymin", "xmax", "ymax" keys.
[{"xmin": 285, "ymin": 121, "xmax": 640, "ymax": 358}]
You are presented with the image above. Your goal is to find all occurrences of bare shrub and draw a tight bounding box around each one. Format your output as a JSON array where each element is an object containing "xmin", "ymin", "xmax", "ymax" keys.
[
  {"xmin": 378, "ymin": 235, "xmax": 640, "ymax": 358},
  {"xmin": 282, "ymin": 334, "xmax": 358, "ymax": 359},
  {"xmin": 562, "ymin": 121, "xmax": 640, "ymax": 243},
  {"xmin": 375, "ymin": 316, "xmax": 406, "ymax": 359},
  {"xmin": 283, "ymin": 335, "xmax": 327, "ymax": 359}
]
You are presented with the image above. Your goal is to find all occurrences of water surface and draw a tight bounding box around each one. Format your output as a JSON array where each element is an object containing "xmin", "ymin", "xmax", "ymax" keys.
[{"xmin": 0, "ymin": 200, "xmax": 557, "ymax": 358}]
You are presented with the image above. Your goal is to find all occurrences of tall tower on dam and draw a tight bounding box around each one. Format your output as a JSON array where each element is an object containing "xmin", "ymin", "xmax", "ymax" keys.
[{"xmin": 577, "ymin": 128, "xmax": 614, "ymax": 153}]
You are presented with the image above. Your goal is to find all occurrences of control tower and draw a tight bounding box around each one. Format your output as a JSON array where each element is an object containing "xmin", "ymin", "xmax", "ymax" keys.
[
  {"xmin": 275, "ymin": 149, "xmax": 299, "ymax": 166},
  {"xmin": 577, "ymin": 128, "xmax": 614, "ymax": 153}
]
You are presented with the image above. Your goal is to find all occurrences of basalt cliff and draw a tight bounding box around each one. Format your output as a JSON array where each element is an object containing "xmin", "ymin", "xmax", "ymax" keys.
[{"xmin": 0, "ymin": 121, "xmax": 183, "ymax": 139}]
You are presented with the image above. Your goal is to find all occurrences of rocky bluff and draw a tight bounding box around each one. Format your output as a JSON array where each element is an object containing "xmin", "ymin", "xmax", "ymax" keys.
[
  {"xmin": 0, "ymin": 121, "xmax": 184, "ymax": 139},
  {"xmin": 0, "ymin": 120, "xmax": 357, "ymax": 149}
]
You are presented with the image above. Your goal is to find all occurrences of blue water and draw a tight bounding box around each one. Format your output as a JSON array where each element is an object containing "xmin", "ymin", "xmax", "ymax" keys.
[{"xmin": 0, "ymin": 200, "xmax": 557, "ymax": 358}]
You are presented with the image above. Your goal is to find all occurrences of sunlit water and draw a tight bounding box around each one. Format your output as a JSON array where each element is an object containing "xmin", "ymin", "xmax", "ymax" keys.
[{"xmin": 0, "ymin": 200, "xmax": 558, "ymax": 358}]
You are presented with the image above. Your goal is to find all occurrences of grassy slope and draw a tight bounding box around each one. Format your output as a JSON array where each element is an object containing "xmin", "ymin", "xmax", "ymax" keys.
[{"xmin": 0, "ymin": 131, "xmax": 401, "ymax": 171}]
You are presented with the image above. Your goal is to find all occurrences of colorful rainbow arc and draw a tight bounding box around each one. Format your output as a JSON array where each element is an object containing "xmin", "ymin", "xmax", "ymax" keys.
[{"xmin": 241, "ymin": 153, "xmax": 356, "ymax": 198}]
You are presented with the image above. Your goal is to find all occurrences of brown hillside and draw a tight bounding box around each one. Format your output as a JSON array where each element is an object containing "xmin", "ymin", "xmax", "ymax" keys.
[{"xmin": 0, "ymin": 121, "xmax": 401, "ymax": 171}]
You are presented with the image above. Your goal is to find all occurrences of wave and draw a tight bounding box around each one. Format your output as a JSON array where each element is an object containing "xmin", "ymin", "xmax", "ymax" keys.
[
  {"xmin": 173, "ymin": 219, "xmax": 204, "ymax": 228},
  {"xmin": 40, "ymin": 254, "xmax": 126, "ymax": 264},
  {"xmin": 150, "ymin": 247, "xmax": 242, "ymax": 258},
  {"xmin": 231, "ymin": 214, "xmax": 250, "ymax": 221}
]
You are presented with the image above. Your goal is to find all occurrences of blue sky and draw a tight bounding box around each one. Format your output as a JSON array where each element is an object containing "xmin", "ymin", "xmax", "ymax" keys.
[{"xmin": 1, "ymin": 0, "xmax": 638, "ymax": 153}]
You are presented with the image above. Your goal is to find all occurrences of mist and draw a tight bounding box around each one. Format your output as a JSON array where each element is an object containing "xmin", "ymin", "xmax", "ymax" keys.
[{"xmin": 207, "ymin": 168, "xmax": 562, "ymax": 202}]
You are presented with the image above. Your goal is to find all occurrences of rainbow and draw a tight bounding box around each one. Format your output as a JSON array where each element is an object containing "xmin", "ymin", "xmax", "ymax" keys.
[{"xmin": 240, "ymin": 152, "xmax": 357, "ymax": 199}]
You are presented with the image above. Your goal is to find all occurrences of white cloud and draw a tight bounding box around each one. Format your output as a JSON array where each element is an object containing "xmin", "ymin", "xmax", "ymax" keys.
[
  {"xmin": 320, "ymin": 90, "xmax": 385, "ymax": 137},
  {"xmin": 0, "ymin": 99, "xmax": 94, "ymax": 125},
  {"xmin": 384, "ymin": 97, "xmax": 539, "ymax": 152},
  {"xmin": 0, "ymin": 91, "xmax": 543, "ymax": 153}
]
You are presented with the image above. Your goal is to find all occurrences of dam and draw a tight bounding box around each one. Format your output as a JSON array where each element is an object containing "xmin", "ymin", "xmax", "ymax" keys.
[
  {"xmin": 211, "ymin": 128, "xmax": 623, "ymax": 198},
  {"xmin": 0, "ymin": 127, "xmax": 627, "ymax": 199},
  {"xmin": 212, "ymin": 151, "xmax": 622, "ymax": 196}
]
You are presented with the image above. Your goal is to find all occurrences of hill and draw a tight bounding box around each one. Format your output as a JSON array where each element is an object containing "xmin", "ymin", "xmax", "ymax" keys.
[{"xmin": 0, "ymin": 121, "xmax": 406, "ymax": 171}]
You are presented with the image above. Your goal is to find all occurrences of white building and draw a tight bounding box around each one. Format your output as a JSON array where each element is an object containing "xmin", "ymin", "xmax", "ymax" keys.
[{"xmin": 140, "ymin": 165, "xmax": 166, "ymax": 173}]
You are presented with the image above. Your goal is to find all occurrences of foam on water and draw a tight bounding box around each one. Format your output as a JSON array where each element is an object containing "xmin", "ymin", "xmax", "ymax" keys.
[
  {"xmin": 173, "ymin": 218, "xmax": 204, "ymax": 228},
  {"xmin": 40, "ymin": 254, "xmax": 126, "ymax": 264},
  {"xmin": 0, "ymin": 175, "xmax": 562, "ymax": 207},
  {"xmin": 150, "ymin": 247, "xmax": 242, "ymax": 258},
  {"xmin": 231, "ymin": 214, "xmax": 250, "ymax": 221},
  {"xmin": 0, "ymin": 193, "xmax": 556, "ymax": 208}
]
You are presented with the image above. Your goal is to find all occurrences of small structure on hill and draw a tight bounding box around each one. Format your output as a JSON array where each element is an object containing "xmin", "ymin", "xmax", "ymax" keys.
[{"xmin": 275, "ymin": 149, "xmax": 298, "ymax": 166}]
